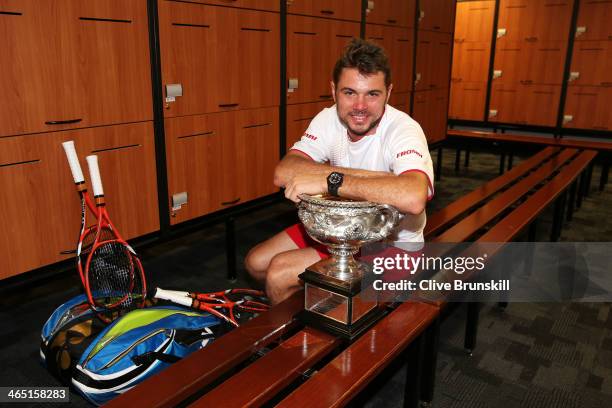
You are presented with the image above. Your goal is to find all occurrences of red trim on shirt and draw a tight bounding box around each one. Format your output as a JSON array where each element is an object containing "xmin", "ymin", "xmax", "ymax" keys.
[
  {"xmin": 399, "ymin": 169, "xmax": 435, "ymax": 200},
  {"xmin": 288, "ymin": 148, "xmax": 315, "ymax": 161}
]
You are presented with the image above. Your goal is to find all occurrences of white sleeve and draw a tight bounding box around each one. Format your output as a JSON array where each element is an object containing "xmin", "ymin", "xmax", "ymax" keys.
[
  {"xmin": 387, "ymin": 121, "xmax": 435, "ymax": 200},
  {"xmin": 289, "ymin": 109, "xmax": 331, "ymax": 163}
]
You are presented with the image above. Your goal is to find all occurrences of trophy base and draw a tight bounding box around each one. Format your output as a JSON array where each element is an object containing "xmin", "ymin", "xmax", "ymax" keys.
[{"xmin": 296, "ymin": 306, "xmax": 387, "ymax": 341}]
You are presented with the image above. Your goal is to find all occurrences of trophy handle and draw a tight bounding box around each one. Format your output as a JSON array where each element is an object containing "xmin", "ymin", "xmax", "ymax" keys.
[{"xmin": 370, "ymin": 204, "xmax": 400, "ymax": 241}]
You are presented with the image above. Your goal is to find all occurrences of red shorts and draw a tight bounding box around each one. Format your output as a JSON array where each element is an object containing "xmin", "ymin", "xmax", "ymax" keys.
[{"xmin": 284, "ymin": 223, "xmax": 330, "ymax": 259}]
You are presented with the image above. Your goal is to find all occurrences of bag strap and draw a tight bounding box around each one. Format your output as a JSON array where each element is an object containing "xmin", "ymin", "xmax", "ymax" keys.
[{"xmin": 131, "ymin": 351, "xmax": 181, "ymax": 366}]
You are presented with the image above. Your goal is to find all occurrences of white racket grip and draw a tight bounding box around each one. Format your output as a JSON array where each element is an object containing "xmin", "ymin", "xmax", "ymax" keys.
[
  {"xmin": 86, "ymin": 155, "xmax": 104, "ymax": 197},
  {"xmin": 154, "ymin": 288, "xmax": 192, "ymax": 307},
  {"xmin": 61, "ymin": 141, "xmax": 85, "ymax": 184}
]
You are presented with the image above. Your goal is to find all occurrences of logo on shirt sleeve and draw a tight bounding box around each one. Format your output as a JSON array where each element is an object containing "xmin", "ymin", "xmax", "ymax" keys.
[
  {"xmin": 303, "ymin": 133, "xmax": 318, "ymax": 141},
  {"xmin": 396, "ymin": 149, "xmax": 423, "ymax": 159}
]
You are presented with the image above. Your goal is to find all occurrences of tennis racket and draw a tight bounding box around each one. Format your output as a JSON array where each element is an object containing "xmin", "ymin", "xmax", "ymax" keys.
[
  {"xmin": 84, "ymin": 155, "xmax": 146, "ymax": 314},
  {"xmin": 62, "ymin": 141, "xmax": 112, "ymax": 286},
  {"xmin": 152, "ymin": 287, "xmax": 269, "ymax": 327}
]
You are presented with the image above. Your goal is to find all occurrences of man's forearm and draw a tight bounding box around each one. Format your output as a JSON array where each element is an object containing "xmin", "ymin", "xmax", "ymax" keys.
[{"xmin": 274, "ymin": 154, "xmax": 390, "ymax": 187}]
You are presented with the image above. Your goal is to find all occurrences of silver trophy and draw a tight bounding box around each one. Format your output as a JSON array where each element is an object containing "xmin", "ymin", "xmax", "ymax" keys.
[{"xmin": 297, "ymin": 194, "xmax": 400, "ymax": 339}]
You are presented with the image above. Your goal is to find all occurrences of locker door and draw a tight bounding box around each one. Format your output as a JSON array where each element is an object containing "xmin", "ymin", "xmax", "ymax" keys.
[
  {"xmin": 563, "ymin": 86, "xmax": 611, "ymax": 131},
  {"xmin": 414, "ymin": 31, "xmax": 436, "ymax": 90},
  {"xmin": 575, "ymin": 0, "xmax": 612, "ymax": 41},
  {"xmin": 492, "ymin": 42, "xmax": 524, "ymax": 84},
  {"xmin": 366, "ymin": 0, "xmax": 416, "ymax": 27},
  {"xmin": 454, "ymin": 1, "xmax": 495, "ymax": 43},
  {"xmin": 533, "ymin": 0, "xmax": 574, "ymax": 42},
  {"xmin": 526, "ymin": 42, "xmax": 568, "ymax": 85},
  {"xmin": 489, "ymin": 83, "xmax": 521, "ymax": 124},
  {"xmin": 179, "ymin": 0, "xmax": 280, "ymax": 12},
  {"xmin": 449, "ymin": 82, "xmax": 487, "ymax": 121},
  {"xmin": 522, "ymin": 84, "xmax": 560, "ymax": 126},
  {"xmin": 366, "ymin": 25, "xmax": 413, "ymax": 93},
  {"xmin": 389, "ymin": 92, "xmax": 410, "ymax": 114},
  {"xmin": 451, "ymin": 41, "xmax": 491, "ymax": 83},
  {"xmin": 419, "ymin": 0, "xmax": 456, "ymax": 33},
  {"xmin": 287, "ymin": 0, "xmax": 362, "ymax": 22},
  {"xmin": 286, "ymin": 101, "xmax": 334, "ymax": 150},
  {"xmin": 569, "ymin": 40, "xmax": 612, "ymax": 86},
  {"xmin": 432, "ymin": 34, "xmax": 453, "ymax": 89},
  {"xmin": 497, "ymin": 0, "xmax": 535, "ymax": 43}
]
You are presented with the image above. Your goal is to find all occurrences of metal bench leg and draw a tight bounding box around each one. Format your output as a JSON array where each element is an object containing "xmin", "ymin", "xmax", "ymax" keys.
[
  {"xmin": 600, "ymin": 157, "xmax": 609, "ymax": 191},
  {"xmin": 507, "ymin": 153, "xmax": 514, "ymax": 170},
  {"xmin": 567, "ymin": 181, "xmax": 577, "ymax": 222},
  {"xmin": 499, "ymin": 153, "xmax": 506, "ymax": 175},
  {"xmin": 455, "ymin": 149, "xmax": 461, "ymax": 173},
  {"xmin": 404, "ymin": 334, "xmax": 425, "ymax": 408},
  {"xmin": 585, "ymin": 163, "xmax": 594, "ymax": 197},
  {"xmin": 436, "ymin": 148, "xmax": 443, "ymax": 181},
  {"xmin": 420, "ymin": 317, "xmax": 440, "ymax": 406},
  {"xmin": 576, "ymin": 172, "xmax": 585, "ymax": 209},
  {"xmin": 226, "ymin": 216, "xmax": 237, "ymax": 281},
  {"xmin": 464, "ymin": 150, "xmax": 470, "ymax": 167},
  {"xmin": 464, "ymin": 302, "xmax": 481, "ymax": 355},
  {"xmin": 550, "ymin": 191, "xmax": 567, "ymax": 242}
]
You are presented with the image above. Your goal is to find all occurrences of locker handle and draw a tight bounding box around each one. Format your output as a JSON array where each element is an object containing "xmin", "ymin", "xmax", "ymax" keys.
[
  {"xmin": 222, "ymin": 198, "xmax": 241, "ymax": 206},
  {"xmin": 219, "ymin": 103, "xmax": 239, "ymax": 108},
  {"xmin": 320, "ymin": 10, "xmax": 335, "ymax": 15},
  {"xmin": 451, "ymin": 77, "xmax": 462, "ymax": 83},
  {"xmin": 524, "ymin": 36, "xmax": 538, "ymax": 42},
  {"xmin": 45, "ymin": 118, "xmax": 82, "ymax": 125},
  {"xmin": 387, "ymin": 19, "xmax": 397, "ymax": 24},
  {"xmin": 454, "ymin": 38, "xmax": 465, "ymax": 44},
  {"xmin": 319, "ymin": 94, "xmax": 332, "ymax": 99},
  {"xmin": 520, "ymin": 80, "xmax": 533, "ymax": 85}
]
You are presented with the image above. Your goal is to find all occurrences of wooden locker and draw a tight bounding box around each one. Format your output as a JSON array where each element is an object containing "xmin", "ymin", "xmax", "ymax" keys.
[
  {"xmin": 286, "ymin": 101, "xmax": 333, "ymax": 151},
  {"xmin": 448, "ymin": 82, "xmax": 487, "ymax": 121},
  {"xmin": 234, "ymin": 108, "xmax": 280, "ymax": 204},
  {"xmin": 419, "ymin": 0, "xmax": 456, "ymax": 33},
  {"xmin": 0, "ymin": 122, "xmax": 159, "ymax": 279},
  {"xmin": 454, "ymin": 0, "xmax": 495, "ymax": 43},
  {"xmin": 451, "ymin": 41, "xmax": 491, "ymax": 83},
  {"xmin": 171, "ymin": 0, "xmax": 280, "ymax": 12},
  {"xmin": 287, "ymin": 0, "xmax": 362, "ymax": 21},
  {"xmin": 366, "ymin": 0, "xmax": 416, "ymax": 28},
  {"xmin": 532, "ymin": 0, "xmax": 573, "ymax": 42},
  {"xmin": 569, "ymin": 40, "xmax": 612, "ymax": 86},
  {"xmin": 0, "ymin": 0, "xmax": 81, "ymax": 137},
  {"xmin": 497, "ymin": 0, "xmax": 573, "ymax": 43},
  {"xmin": 412, "ymin": 89, "xmax": 448, "ymax": 144},
  {"xmin": 489, "ymin": 83, "xmax": 560, "ymax": 126},
  {"xmin": 72, "ymin": 0, "xmax": 153, "ymax": 126},
  {"xmin": 159, "ymin": 2, "xmax": 279, "ymax": 117},
  {"xmin": 365, "ymin": 25, "xmax": 414, "ymax": 93},
  {"xmin": 493, "ymin": 41, "xmax": 567, "ymax": 85},
  {"xmin": 389, "ymin": 91, "xmax": 411, "ymax": 114},
  {"xmin": 563, "ymin": 86, "xmax": 612, "ymax": 131},
  {"xmin": 575, "ymin": 0, "xmax": 612, "ymax": 42},
  {"xmin": 287, "ymin": 15, "xmax": 360, "ymax": 104},
  {"xmin": 415, "ymin": 31, "xmax": 452, "ymax": 90}
]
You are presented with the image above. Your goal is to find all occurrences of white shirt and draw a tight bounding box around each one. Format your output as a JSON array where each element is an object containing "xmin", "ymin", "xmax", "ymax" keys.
[{"xmin": 291, "ymin": 104, "xmax": 434, "ymax": 242}]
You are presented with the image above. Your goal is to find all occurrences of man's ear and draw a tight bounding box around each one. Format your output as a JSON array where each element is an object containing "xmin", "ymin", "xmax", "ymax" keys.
[
  {"xmin": 331, "ymin": 81, "xmax": 337, "ymax": 103},
  {"xmin": 386, "ymin": 84, "xmax": 393, "ymax": 104}
]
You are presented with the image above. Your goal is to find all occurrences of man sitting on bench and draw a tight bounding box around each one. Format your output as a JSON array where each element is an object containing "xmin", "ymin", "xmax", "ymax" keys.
[{"xmin": 245, "ymin": 38, "xmax": 435, "ymax": 304}]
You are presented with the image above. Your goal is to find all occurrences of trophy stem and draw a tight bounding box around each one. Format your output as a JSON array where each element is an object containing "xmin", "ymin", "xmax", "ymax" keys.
[{"xmin": 326, "ymin": 245, "xmax": 362, "ymax": 280}]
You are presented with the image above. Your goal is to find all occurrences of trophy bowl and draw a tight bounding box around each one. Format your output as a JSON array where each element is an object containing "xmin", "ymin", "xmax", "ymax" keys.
[{"xmin": 297, "ymin": 194, "xmax": 400, "ymax": 281}]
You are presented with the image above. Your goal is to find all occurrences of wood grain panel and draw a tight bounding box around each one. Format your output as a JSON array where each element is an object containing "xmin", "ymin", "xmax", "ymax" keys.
[
  {"xmin": 412, "ymin": 89, "xmax": 449, "ymax": 144},
  {"xmin": 563, "ymin": 86, "xmax": 612, "ymax": 131},
  {"xmin": 415, "ymin": 31, "xmax": 452, "ymax": 90},
  {"xmin": 287, "ymin": 15, "xmax": 360, "ymax": 104},
  {"xmin": 448, "ymin": 81, "xmax": 486, "ymax": 121},
  {"xmin": 493, "ymin": 41, "xmax": 567, "ymax": 85},
  {"xmin": 166, "ymin": 0, "xmax": 280, "ymax": 12},
  {"xmin": 165, "ymin": 108, "xmax": 278, "ymax": 224},
  {"xmin": 451, "ymin": 41, "xmax": 491, "ymax": 83},
  {"xmin": 569, "ymin": 40, "xmax": 612, "ymax": 86},
  {"xmin": 388, "ymin": 91, "xmax": 410, "ymax": 114},
  {"xmin": 0, "ymin": 122, "xmax": 159, "ymax": 278},
  {"xmin": 366, "ymin": 24, "xmax": 414, "ymax": 92},
  {"xmin": 287, "ymin": 0, "xmax": 362, "ymax": 21},
  {"xmin": 575, "ymin": 0, "xmax": 612, "ymax": 41},
  {"xmin": 489, "ymin": 83, "xmax": 561, "ymax": 126},
  {"xmin": 366, "ymin": 0, "xmax": 416, "ymax": 28},
  {"xmin": 454, "ymin": 0, "xmax": 495, "ymax": 43},
  {"xmin": 286, "ymin": 101, "xmax": 333, "ymax": 150},
  {"xmin": 159, "ymin": 1, "xmax": 279, "ymax": 116},
  {"xmin": 419, "ymin": 0, "xmax": 456, "ymax": 33},
  {"xmin": 497, "ymin": 0, "xmax": 573, "ymax": 43}
]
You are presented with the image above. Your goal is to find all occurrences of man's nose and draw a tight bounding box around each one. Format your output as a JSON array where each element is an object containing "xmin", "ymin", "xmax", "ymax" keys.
[{"xmin": 353, "ymin": 95, "xmax": 367, "ymax": 110}]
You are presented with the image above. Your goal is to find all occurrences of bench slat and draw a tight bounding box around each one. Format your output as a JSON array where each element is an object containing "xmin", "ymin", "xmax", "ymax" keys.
[
  {"xmin": 190, "ymin": 327, "xmax": 340, "ymax": 407},
  {"xmin": 106, "ymin": 291, "xmax": 304, "ymax": 408},
  {"xmin": 431, "ymin": 148, "xmax": 578, "ymax": 243},
  {"xmin": 448, "ymin": 129, "xmax": 612, "ymax": 152},
  {"xmin": 276, "ymin": 302, "xmax": 438, "ymax": 408},
  {"xmin": 425, "ymin": 146, "xmax": 559, "ymax": 237},
  {"xmin": 479, "ymin": 150, "xmax": 598, "ymax": 242}
]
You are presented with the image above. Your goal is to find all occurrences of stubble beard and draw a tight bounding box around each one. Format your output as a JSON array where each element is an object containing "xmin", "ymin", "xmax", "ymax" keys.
[{"xmin": 338, "ymin": 111, "xmax": 383, "ymax": 137}]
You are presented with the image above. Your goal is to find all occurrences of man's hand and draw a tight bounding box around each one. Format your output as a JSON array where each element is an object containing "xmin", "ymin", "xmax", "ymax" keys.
[{"xmin": 284, "ymin": 174, "xmax": 327, "ymax": 203}]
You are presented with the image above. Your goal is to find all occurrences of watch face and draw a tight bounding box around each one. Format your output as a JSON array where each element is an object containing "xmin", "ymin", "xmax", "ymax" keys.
[{"xmin": 329, "ymin": 173, "xmax": 343, "ymax": 184}]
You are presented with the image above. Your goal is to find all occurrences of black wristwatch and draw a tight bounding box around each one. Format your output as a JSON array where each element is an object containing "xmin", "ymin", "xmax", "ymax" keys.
[{"xmin": 327, "ymin": 172, "xmax": 344, "ymax": 196}]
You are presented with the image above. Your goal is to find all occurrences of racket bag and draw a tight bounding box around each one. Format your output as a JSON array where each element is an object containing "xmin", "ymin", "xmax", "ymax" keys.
[
  {"xmin": 71, "ymin": 305, "xmax": 223, "ymax": 406},
  {"xmin": 40, "ymin": 294, "xmax": 109, "ymax": 385}
]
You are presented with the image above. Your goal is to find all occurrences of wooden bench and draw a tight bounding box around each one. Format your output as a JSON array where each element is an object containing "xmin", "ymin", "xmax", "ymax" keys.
[
  {"xmin": 417, "ymin": 148, "xmax": 598, "ymax": 405},
  {"xmin": 446, "ymin": 128, "xmax": 611, "ymax": 191}
]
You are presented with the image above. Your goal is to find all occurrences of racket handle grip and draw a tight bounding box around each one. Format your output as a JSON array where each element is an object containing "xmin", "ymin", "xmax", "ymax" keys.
[
  {"xmin": 86, "ymin": 155, "xmax": 104, "ymax": 198},
  {"xmin": 62, "ymin": 141, "xmax": 85, "ymax": 184},
  {"xmin": 153, "ymin": 288, "xmax": 192, "ymax": 307}
]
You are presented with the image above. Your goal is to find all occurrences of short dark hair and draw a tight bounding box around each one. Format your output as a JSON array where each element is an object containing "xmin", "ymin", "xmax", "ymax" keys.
[{"xmin": 332, "ymin": 38, "xmax": 392, "ymax": 88}]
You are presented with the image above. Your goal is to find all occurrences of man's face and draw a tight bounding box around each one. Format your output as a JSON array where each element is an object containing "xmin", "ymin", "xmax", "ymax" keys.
[{"xmin": 332, "ymin": 68, "xmax": 391, "ymax": 139}]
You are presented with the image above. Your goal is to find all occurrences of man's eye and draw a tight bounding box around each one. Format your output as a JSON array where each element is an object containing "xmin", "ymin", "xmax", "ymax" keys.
[
  {"xmin": 344, "ymin": 90, "xmax": 354, "ymax": 95},
  {"xmin": 369, "ymin": 92, "xmax": 380, "ymax": 97}
]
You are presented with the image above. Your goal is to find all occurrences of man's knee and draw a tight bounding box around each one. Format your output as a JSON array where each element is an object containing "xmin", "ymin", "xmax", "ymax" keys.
[
  {"xmin": 265, "ymin": 253, "xmax": 301, "ymax": 304},
  {"xmin": 244, "ymin": 244, "xmax": 269, "ymax": 280}
]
